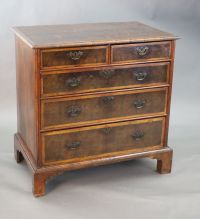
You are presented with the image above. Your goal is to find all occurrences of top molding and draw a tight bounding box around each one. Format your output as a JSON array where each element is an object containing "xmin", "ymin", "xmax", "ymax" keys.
[{"xmin": 12, "ymin": 21, "xmax": 179, "ymax": 49}]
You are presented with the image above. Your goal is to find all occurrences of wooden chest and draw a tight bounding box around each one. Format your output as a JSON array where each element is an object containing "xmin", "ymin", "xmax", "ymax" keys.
[{"xmin": 13, "ymin": 22, "xmax": 178, "ymax": 197}]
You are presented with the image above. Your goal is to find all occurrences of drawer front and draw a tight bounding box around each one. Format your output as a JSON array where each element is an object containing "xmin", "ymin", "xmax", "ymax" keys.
[
  {"xmin": 43, "ymin": 117, "xmax": 165, "ymax": 164},
  {"xmin": 42, "ymin": 62, "xmax": 169, "ymax": 97},
  {"xmin": 41, "ymin": 46, "xmax": 108, "ymax": 69},
  {"xmin": 42, "ymin": 88, "xmax": 167, "ymax": 130},
  {"xmin": 111, "ymin": 42, "xmax": 171, "ymax": 64}
]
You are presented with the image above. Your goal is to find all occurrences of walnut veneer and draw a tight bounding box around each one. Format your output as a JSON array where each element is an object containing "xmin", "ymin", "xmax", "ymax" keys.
[{"xmin": 13, "ymin": 21, "xmax": 178, "ymax": 196}]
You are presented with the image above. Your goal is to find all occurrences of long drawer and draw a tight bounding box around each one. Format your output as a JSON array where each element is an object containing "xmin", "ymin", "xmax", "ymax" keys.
[
  {"xmin": 41, "ymin": 87, "xmax": 168, "ymax": 130},
  {"xmin": 42, "ymin": 117, "xmax": 165, "ymax": 165},
  {"xmin": 41, "ymin": 62, "xmax": 170, "ymax": 97}
]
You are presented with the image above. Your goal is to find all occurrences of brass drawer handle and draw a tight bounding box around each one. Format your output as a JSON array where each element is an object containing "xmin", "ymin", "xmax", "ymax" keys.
[
  {"xmin": 134, "ymin": 99, "xmax": 146, "ymax": 109},
  {"xmin": 132, "ymin": 130, "xmax": 144, "ymax": 140},
  {"xmin": 102, "ymin": 96, "xmax": 115, "ymax": 104},
  {"xmin": 99, "ymin": 70, "xmax": 115, "ymax": 79},
  {"xmin": 67, "ymin": 105, "xmax": 82, "ymax": 117},
  {"xmin": 66, "ymin": 141, "xmax": 81, "ymax": 150},
  {"xmin": 66, "ymin": 76, "xmax": 81, "ymax": 88},
  {"xmin": 134, "ymin": 72, "xmax": 147, "ymax": 81},
  {"xmin": 101, "ymin": 127, "xmax": 112, "ymax": 135},
  {"xmin": 136, "ymin": 46, "xmax": 150, "ymax": 57},
  {"xmin": 68, "ymin": 51, "xmax": 83, "ymax": 61}
]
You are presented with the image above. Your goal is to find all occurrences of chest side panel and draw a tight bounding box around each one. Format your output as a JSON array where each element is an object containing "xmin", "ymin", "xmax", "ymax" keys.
[{"xmin": 15, "ymin": 37, "xmax": 39, "ymax": 163}]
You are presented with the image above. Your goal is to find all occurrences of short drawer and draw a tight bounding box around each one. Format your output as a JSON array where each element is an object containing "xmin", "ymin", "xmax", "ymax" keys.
[
  {"xmin": 43, "ymin": 117, "xmax": 165, "ymax": 165},
  {"xmin": 41, "ymin": 46, "xmax": 108, "ymax": 69},
  {"xmin": 42, "ymin": 62, "xmax": 169, "ymax": 97},
  {"xmin": 111, "ymin": 41, "xmax": 171, "ymax": 64},
  {"xmin": 41, "ymin": 87, "xmax": 167, "ymax": 130}
]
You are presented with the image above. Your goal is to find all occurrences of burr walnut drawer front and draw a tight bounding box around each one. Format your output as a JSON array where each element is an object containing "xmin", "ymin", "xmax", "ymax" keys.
[
  {"xmin": 43, "ymin": 117, "xmax": 165, "ymax": 164},
  {"xmin": 41, "ymin": 87, "xmax": 167, "ymax": 130},
  {"xmin": 41, "ymin": 46, "xmax": 108, "ymax": 69},
  {"xmin": 111, "ymin": 41, "xmax": 171, "ymax": 64},
  {"xmin": 42, "ymin": 62, "xmax": 169, "ymax": 97}
]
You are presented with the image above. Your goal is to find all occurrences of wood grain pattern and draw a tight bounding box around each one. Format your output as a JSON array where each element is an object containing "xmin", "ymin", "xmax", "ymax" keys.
[
  {"xmin": 41, "ymin": 46, "xmax": 108, "ymax": 69},
  {"xmin": 12, "ymin": 22, "xmax": 178, "ymax": 48},
  {"xmin": 42, "ymin": 87, "xmax": 168, "ymax": 131},
  {"xmin": 43, "ymin": 117, "xmax": 165, "ymax": 165},
  {"xmin": 42, "ymin": 62, "xmax": 170, "ymax": 97},
  {"xmin": 111, "ymin": 41, "xmax": 171, "ymax": 64}
]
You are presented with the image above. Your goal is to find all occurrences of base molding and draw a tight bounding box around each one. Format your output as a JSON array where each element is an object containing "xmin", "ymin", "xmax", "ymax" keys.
[{"xmin": 14, "ymin": 133, "xmax": 173, "ymax": 197}]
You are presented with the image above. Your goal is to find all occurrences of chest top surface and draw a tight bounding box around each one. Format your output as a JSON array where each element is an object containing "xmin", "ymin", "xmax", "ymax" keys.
[{"xmin": 12, "ymin": 21, "xmax": 177, "ymax": 48}]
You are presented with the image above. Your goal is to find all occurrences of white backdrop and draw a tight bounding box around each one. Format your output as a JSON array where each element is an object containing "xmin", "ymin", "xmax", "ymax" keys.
[{"xmin": 0, "ymin": 0, "xmax": 200, "ymax": 218}]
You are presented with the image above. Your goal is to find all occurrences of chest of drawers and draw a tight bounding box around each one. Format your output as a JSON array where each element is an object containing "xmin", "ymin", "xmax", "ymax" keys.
[{"xmin": 13, "ymin": 22, "xmax": 178, "ymax": 197}]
